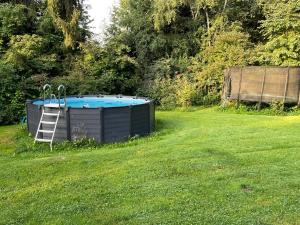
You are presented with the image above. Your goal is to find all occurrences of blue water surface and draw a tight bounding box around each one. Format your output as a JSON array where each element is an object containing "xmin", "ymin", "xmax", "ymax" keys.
[{"xmin": 33, "ymin": 96, "xmax": 150, "ymax": 108}]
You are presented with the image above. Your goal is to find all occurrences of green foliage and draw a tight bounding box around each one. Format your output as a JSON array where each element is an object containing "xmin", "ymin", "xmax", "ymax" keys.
[
  {"xmin": 110, "ymin": 0, "xmax": 203, "ymax": 81},
  {"xmin": 0, "ymin": 62, "xmax": 19, "ymax": 124},
  {"xmin": 9, "ymin": 90, "xmax": 25, "ymax": 122},
  {"xmin": 141, "ymin": 76, "xmax": 177, "ymax": 109},
  {"xmin": 140, "ymin": 74, "xmax": 198, "ymax": 109},
  {"xmin": 269, "ymin": 100, "xmax": 285, "ymax": 114},
  {"xmin": 153, "ymin": 0, "xmax": 219, "ymax": 31},
  {"xmin": 219, "ymin": 101, "xmax": 300, "ymax": 116},
  {"xmin": 109, "ymin": 0, "xmax": 266, "ymax": 109},
  {"xmin": 0, "ymin": 3, "xmax": 35, "ymax": 53},
  {"xmin": 174, "ymin": 75, "xmax": 197, "ymax": 108},
  {"xmin": 254, "ymin": 0, "xmax": 300, "ymax": 66},
  {"xmin": 53, "ymin": 41, "xmax": 139, "ymax": 95},
  {"xmin": 4, "ymin": 34, "xmax": 45, "ymax": 69},
  {"xmin": 141, "ymin": 18, "xmax": 252, "ymax": 109},
  {"xmin": 47, "ymin": 0, "xmax": 81, "ymax": 49},
  {"xmin": 1, "ymin": 0, "xmax": 300, "ymax": 124},
  {"xmin": 0, "ymin": 2, "xmax": 89, "ymax": 124},
  {"xmin": 193, "ymin": 22, "xmax": 251, "ymax": 101}
]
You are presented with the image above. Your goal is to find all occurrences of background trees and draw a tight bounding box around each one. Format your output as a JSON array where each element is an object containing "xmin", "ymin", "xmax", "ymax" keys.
[
  {"xmin": 255, "ymin": 0, "xmax": 300, "ymax": 66},
  {"xmin": 0, "ymin": 0, "xmax": 300, "ymax": 124}
]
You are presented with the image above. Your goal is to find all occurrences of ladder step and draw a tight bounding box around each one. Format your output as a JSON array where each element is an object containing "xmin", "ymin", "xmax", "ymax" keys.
[
  {"xmin": 38, "ymin": 130, "xmax": 54, "ymax": 134},
  {"xmin": 45, "ymin": 103, "xmax": 65, "ymax": 108},
  {"xmin": 44, "ymin": 113, "xmax": 59, "ymax": 116},
  {"xmin": 35, "ymin": 138, "xmax": 51, "ymax": 143},
  {"xmin": 41, "ymin": 121, "xmax": 56, "ymax": 125}
]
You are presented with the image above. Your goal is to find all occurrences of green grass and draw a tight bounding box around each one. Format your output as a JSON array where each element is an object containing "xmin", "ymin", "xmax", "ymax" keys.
[
  {"xmin": 0, "ymin": 107, "xmax": 299, "ymax": 225},
  {"xmin": 0, "ymin": 125, "xmax": 18, "ymax": 155}
]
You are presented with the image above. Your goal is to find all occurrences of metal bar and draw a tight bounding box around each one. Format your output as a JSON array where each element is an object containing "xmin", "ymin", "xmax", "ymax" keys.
[
  {"xmin": 43, "ymin": 84, "xmax": 51, "ymax": 106},
  {"xmin": 259, "ymin": 67, "xmax": 267, "ymax": 110},
  {"xmin": 237, "ymin": 67, "xmax": 243, "ymax": 108},
  {"xmin": 227, "ymin": 68, "xmax": 231, "ymax": 99},
  {"xmin": 58, "ymin": 85, "xmax": 67, "ymax": 109},
  {"xmin": 283, "ymin": 67, "xmax": 290, "ymax": 104}
]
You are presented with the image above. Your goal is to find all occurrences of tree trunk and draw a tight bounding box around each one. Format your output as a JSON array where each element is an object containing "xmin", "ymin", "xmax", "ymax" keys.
[
  {"xmin": 204, "ymin": 7, "xmax": 211, "ymax": 46},
  {"xmin": 223, "ymin": 0, "xmax": 228, "ymax": 12}
]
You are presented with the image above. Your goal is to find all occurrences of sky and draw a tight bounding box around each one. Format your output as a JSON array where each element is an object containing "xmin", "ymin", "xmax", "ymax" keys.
[{"xmin": 86, "ymin": 0, "xmax": 119, "ymax": 38}]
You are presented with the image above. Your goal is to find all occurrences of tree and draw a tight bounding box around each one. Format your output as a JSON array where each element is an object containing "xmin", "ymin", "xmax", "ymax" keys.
[
  {"xmin": 0, "ymin": 3, "xmax": 35, "ymax": 52},
  {"xmin": 153, "ymin": 0, "xmax": 228, "ymax": 46},
  {"xmin": 193, "ymin": 22, "xmax": 251, "ymax": 101},
  {"xmin": 256, "ymin": 0, "xmax": 300, "ymax": 66},
  {"xmin": 47, "ymin": 0, "xmax": 82, "ymax": 49}
]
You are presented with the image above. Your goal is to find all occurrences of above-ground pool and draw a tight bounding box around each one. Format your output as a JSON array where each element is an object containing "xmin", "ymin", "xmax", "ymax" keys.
[{"xmin": 26, "ymin": 95, "xmax": 155, "ymax": 144}]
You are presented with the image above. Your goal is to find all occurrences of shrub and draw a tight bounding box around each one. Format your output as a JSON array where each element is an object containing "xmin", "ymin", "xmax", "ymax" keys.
[
  {"xmin": 160, "ymin": 94, "xmax": 177, "ymax": 110},
  {"xmin": 174, "ymin": 75, "xmax": 197, "ymax": 108},
  {"xmin": 139, "ymin": 76, "xmax": 176, "ymax": 105},
  {"xmin": 0, "ymin": 62, "xmax": 21, "ymax": 124},
  {"xmin": 140, "ymin": 74, "xmax": 198, "ymax": 109},
  {"xmin": 270, "ymin": 100, "xmax": 285, "ymax": 114},
  {"xmin": 191, "ymin": 22, "xmax": 251, "ymax": 105}
]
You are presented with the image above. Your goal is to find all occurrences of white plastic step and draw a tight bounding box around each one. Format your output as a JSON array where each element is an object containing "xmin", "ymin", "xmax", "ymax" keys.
[
  {"xmin": 35, "ymin": 138, "xmax": 51, "ymax": 143},
  {"xmin": 41, "ymin": 121, "xmax": 56, "ymax": 125},
  {"xmin": 38, "ymin": 130, "xmax": 54, "ymax": 134},
  {"xmin": 43, "ymin": 113, "xmax": 59, "ymax": 116},
  {"xmin": 44, "ymin": 103, "xmax": 65, "ymax": 108}
]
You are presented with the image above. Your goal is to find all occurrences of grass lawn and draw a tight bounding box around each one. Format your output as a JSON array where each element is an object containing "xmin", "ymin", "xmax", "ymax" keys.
[
  {"xmin": 0, "ymin": 107, "xmax": 299, "ymax": 225},
  {"xmin": 0, "ymin": 125, "xmax": 18, "ymax": 155}
]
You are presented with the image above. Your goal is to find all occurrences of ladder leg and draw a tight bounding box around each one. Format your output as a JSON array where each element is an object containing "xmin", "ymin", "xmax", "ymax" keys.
[
  {"xmin": 34, "ymin": 109, "xmax": 44, "ymax": 144},
  {"xmin": 50, "ymin": 110, "xmax": 60, "ymax": 151}
]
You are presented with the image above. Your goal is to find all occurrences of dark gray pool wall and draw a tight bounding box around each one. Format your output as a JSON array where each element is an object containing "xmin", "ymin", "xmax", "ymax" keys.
[{"xmin": 26, "ymin": 99, "xmax": 155, "ymax": 144}]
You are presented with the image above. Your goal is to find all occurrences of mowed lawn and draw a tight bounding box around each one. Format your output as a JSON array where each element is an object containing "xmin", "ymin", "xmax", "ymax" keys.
[{"xmin": 0, "ymin": 108, "xmax": 299, "ymax": 225}]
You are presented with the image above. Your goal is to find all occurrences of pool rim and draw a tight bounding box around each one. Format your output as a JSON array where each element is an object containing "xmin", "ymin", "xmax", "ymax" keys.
[{"xmin": 28, "ymin": 94, "xmax": 153, "ymax": 109}]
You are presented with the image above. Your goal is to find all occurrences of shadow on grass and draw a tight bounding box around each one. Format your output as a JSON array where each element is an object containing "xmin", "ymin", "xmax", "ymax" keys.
[
  {"xmin": 155, "ymin": 118, "xmax": 173, "ymax": 133},
  {"xmin": 201, "ymin": 148, "xmax": 240, "ymax": 166}
]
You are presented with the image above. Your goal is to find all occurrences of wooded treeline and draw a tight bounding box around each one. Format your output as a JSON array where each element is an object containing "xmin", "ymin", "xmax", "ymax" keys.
[{"xmin": 0, "ymin": 0, "xmax": 299, "ymax": 124}]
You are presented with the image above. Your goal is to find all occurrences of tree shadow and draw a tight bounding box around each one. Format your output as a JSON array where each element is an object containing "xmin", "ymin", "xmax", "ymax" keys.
[{"xmin": 155, "ymin": 118, "xmax": 173, "ymax": 133}]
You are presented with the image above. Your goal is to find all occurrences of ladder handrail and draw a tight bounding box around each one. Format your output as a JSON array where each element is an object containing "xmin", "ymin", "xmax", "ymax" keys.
[
  {"xmin": 58, "ymin": 85, "xmax": 67, "ymax": 109},
  {"xmin": 50, "ymin": 94, "xmax": 57, "ymax": 104},
  {"xmin": 43, "ymin": 84, "xmax": 52, "ymax": 106}
]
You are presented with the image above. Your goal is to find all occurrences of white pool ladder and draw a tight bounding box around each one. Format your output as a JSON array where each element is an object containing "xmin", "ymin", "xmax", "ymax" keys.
[
  {"xmin": 34, "ymin": 84, "xmax": 66, "ymax": 151},
  {"xmin": 34, "ymin": 108, "xmax": 60, "ymax": 151}
]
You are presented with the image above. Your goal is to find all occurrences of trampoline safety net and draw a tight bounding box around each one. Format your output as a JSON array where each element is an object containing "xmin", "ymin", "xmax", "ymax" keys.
[{"xmin": 222, "ymin": 66, "xmax": 300, "ymax": 105}]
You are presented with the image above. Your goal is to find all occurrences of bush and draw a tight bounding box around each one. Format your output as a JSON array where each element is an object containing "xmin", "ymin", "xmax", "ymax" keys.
[
  {"xmin": 191, "ymin": 22, "xmax": 251, "ymax": 105},
  {"xmin": 270, "ymin": 100, "xmax": 285, "ymax": 114},
  {"xmin": 174, "ymin": 75, "xmax": 197, "ymax": 108},
  {"xmin": 0, "ymin": 62, "xmax": 22, "ymax": 124},
  {"xmin": 140, "ymin": 74, "xmax": 198, "ymax": 109},
  {"xmin": 160, "ymin": 94, "xmax": 177, "ymax": 110},
  {"xmin": 139, "ymin": 76, "xmax": 175, "ymax": 105}
]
